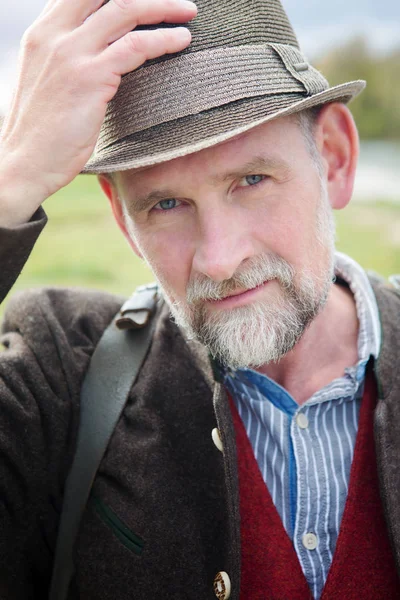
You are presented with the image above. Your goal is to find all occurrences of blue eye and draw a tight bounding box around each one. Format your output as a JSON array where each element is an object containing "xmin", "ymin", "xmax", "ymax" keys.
[
  {"xmin": 245, "ymin": 175, "xmax": 265, "ymax": 186},
  {"xmin": 154, "ymin": 198, "xmax": 179, "ymax": 211}
]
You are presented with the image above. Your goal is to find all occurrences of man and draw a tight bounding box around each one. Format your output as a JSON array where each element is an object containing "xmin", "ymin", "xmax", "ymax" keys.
[{"xmin": 0, "ymin": 0, "xmax": 399, "ymax": 599}]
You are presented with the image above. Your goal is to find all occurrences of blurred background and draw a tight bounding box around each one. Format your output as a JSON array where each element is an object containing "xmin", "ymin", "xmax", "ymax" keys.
[{"xmin": 0, "ymin": 0, "xmax": 399, "ymax": 313}]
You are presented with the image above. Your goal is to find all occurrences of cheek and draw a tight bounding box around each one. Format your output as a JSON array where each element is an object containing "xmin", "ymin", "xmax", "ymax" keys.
[
  {"xmin": 251, "ymin": 194, "xmax": 306, "ymax": 255},
  {"xmin": 254, "ymin": 187, "xmax": 322, "ymax": 269},
  {"xmin": 132, "ymin": 226, "xmax": 195, "ymax": 301},
  {"xmin": 282, "ymin": 206, "xmax": 332, "ymax": 281}
]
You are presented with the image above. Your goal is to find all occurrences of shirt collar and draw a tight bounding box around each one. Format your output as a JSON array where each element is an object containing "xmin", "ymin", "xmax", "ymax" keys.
[{"xmin": 334, "ymin": 251, "xmax": 381, "ymax": 360}]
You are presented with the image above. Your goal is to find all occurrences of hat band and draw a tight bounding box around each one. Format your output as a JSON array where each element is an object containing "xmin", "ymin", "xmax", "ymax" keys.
[{"xmin": 96, "ymin": 43, "xmax": 329, "ymax": 154}]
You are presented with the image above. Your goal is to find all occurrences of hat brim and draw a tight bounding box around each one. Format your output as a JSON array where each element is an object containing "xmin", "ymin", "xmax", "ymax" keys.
[{"xmin": 82, "ymin": 80, "xmax": 365, "ymax": 174}]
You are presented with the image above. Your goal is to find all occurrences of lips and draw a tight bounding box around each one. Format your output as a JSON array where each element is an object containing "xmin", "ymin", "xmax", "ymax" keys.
[
  {"xmin": 207, "ymin": 280, "xmax": 271, "ymax": 307},
  {"xmin": 222, "ymin": 281, "xmax": 267, "ymax": 300}
]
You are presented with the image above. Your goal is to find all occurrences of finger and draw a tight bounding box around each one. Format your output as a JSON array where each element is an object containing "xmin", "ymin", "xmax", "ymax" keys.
[
  {"xmin": 100, "ymin": 27, "xmax": 192, "ymax": 76},
  {"xmin": 81, "ymin": 0, "xmax": 197, "ymax": 51},
  {"xmin": 38, "ymin": 0, "xmax": 59, "ymax": 19},
  {"xmin": 40, "ymin": 0, "xmax": 106, "ymax": 29}
]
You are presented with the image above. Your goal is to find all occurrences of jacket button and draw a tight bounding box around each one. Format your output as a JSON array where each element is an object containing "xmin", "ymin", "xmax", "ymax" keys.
[
  {"xmin": 212, "ymin": 428, "xmax": 223, "ymax": 452},
  {"xmin": 213, "ymin": 571, "xmax": 231, "ymax": 599}
]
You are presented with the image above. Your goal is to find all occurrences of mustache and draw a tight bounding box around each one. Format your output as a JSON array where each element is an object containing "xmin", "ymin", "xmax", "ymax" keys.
[{"xmin": 186, "ymin": 253, "xmax": 295, "ymax": 304}]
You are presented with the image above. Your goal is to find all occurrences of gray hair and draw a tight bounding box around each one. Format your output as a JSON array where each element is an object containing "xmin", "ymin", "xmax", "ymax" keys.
[{"xmin": 296, "ymin": 106, "xmax": 324, "ymax": 175}]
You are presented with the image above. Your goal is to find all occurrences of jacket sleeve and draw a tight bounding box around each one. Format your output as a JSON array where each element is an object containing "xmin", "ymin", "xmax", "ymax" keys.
[
  {"xmin": 0, "ymin": 212, "xmax": 123, "ymax": 597},
  {"xmin": 0, "ymin": 207, "xmax": 47, "ymax": 305}
]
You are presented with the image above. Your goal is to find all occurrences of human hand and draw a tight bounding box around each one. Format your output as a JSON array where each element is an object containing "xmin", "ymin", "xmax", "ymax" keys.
[{"xmin": 0, "ymin": 0, "xmax": 197, "ymax": 227}]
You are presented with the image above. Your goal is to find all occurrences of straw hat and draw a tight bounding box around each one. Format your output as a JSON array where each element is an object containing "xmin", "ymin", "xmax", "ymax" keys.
[{"xmin": 82, "ymin": 0, "xmax": 365, "ymax": 174}]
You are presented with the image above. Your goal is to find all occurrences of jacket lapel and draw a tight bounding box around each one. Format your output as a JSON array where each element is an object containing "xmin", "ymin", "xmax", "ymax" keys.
[
  {"xmin": 175, "ymin": 315, "xmax": 242, "ymax": 598},
  {"xmin": 213, "ymin": 383, "xmax": 242, "ymax": 600},
  {"xmin": 372, "ymin": 282, "xmax": 400, "ymax": 573}
]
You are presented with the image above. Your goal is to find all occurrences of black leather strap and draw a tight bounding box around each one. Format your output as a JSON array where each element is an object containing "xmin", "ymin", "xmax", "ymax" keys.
[{"xmin": 49, "ymin": 285, "xmax": 159, "ymax": 600}]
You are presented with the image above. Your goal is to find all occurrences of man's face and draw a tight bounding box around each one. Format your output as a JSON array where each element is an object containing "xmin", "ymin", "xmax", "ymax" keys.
[{"xmin": 114, "ymin": 115, "xmax": 336, "ymax": 368}]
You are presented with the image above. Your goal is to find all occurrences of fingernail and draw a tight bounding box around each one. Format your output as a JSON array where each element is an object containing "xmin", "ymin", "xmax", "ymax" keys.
[
  {"xmin": 180, "ymin": 0, "xmax": 197, "ymax": 8},
  {"xmin": 175, "ymin": 27, "xmax": 192, "ymax": 41}
]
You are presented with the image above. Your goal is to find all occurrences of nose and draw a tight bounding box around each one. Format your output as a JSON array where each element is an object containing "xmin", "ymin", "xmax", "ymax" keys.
[{"xmin": 192, "ymin": 203, "xmax": 255, "ymax": 282}]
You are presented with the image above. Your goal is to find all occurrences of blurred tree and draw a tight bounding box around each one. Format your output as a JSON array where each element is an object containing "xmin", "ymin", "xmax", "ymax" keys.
[{"xmin": 317, "ymin": 37, "xmax": 400, "ymax": 140}]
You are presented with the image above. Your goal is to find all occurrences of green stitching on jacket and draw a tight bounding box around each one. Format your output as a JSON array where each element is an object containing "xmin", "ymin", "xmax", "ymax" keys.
[{"xmin": 90, "ymin": 495, "xmax": 144, "ymax": 556}]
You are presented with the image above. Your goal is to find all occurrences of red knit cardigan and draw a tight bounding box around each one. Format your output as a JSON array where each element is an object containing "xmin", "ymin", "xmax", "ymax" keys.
[{"xmin": 230, "ymin": 368, "xmax": 400, "ymax": 599}]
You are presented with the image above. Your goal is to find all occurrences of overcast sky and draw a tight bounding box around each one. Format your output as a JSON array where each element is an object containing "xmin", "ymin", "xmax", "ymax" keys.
[{"xmin": 0, "ymin": 0, "xmax": 399, "ymax": 114}]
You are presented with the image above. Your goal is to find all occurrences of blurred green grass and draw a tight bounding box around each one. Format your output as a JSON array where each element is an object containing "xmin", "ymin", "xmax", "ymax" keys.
[
  {"xmin": 2, "ymin": 175, "xmax": 400, "ymax": 318},
  {"xmin": 3, "ymin": 176, "xmax": 153, "ymax": 306}
]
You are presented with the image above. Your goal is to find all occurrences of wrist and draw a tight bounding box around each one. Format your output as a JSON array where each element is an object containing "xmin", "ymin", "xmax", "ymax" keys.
[{"xmin": 0, "ymin": 151, "xmax": 49, "ymax": 228}]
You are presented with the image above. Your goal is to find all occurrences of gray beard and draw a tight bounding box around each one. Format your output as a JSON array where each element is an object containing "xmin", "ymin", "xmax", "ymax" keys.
[{"xmin": 168, "ymin": 256, "xmax": 333, "ymax": 369}]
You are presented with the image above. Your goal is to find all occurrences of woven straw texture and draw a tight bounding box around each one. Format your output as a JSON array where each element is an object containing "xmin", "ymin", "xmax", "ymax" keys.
[
  {"xmin": 83, "ymin": 0, "xmax": 365, "ymax": 173},
  {"xmin": 104, "ymin": 0, "xmax": 300, "ymax": 58}
]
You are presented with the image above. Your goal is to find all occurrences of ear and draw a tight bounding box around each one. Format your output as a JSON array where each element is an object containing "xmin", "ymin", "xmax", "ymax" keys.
[
  {"xmin": 97, "ymin": 174, "xmax": 143, "ymax": 258},
  {"xmin": 314, "ymin": 103, "xmax": 359, "ymax": 210}
]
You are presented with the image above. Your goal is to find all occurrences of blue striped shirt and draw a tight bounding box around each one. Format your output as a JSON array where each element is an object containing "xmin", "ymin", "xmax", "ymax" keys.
[{"xmin": 223, "ymin": 253, "xmax": 381, "ymax": 599}]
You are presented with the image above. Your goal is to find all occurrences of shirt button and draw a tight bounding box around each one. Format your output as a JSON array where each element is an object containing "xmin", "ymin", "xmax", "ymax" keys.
[
  {"xmin": 212, "ymin": 428, "xmax": 223, "ymax": 452},
  {"xmin": 302, "ymin": 533, "xmax": 318, "ymax": 550},
  {"xmin": 296, "ymin": 412, "xmax": 309, "ymax": 429},
  {"xmin": 213, "ymin": 571, "xmax": 231, "ymax": 599}
]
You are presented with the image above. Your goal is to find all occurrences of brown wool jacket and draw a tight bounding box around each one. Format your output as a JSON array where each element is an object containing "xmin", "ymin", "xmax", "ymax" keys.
[{"xmin": 0, "ymin": 208, "xmax": 400, "ymax": 600}]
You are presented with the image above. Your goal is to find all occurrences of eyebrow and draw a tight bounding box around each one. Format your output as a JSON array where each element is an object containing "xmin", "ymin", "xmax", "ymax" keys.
[
  {"xmin": 128, "ymin": 189, "xmax": 179, "ymax": 214},
  {"xmin": 210, "ymin": 155, "xmax": 291, "ymax": 185},
  {"xmin": 128, "ymin": 154, "xmax": 290, "ymax": 213}
]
